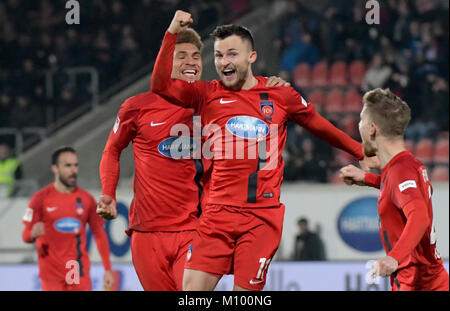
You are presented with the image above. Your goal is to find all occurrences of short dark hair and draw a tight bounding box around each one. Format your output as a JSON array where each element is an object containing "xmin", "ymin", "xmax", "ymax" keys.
[
  {"xmin": 177, "ymin": 28, "xmax": 203, "ymax": 51},
  {"xmin": 298, "ymin": 218, "xmax": 308, "ymax": 226},
  {"xmin": 210, "ymin": 24, "xmax": 254, "ymax": 50},
  {"xmin": 363, "ymin": 88, "xmax": 411, "ymax": 137},
  {"xmin": 52, "ymin": 146, "xmax": 76, "ymax": 165}
]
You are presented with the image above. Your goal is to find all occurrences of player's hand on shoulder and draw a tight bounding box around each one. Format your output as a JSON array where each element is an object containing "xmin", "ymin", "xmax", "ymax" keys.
[
  {"xmin": 168, "ymin": 10, "xmax": 193, "ymax": 34},
  {"xmin": 265, "ymin": 76, "xmax": 291, "ymax": 87},
  {"xmin": 359, "ymin": 155, "xmax": 380, "ymax": 172},
  {"xmin": 339, "ymin": 165, "xmax": 366, "ymax": 186},
  {"xmin": 97, "ymin": 195, "xmax": 117, "ymax": 220},
  {"xmin": 31, "ymin": 222, "xmax": 45, "ymax": 239}
]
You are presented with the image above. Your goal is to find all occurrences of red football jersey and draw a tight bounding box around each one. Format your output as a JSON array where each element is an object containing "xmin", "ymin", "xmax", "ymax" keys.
[
  {"xmin": 22, "ymin": 184, "xmax": 111, "ymax": 281},
  {"xmin": 100, "ymin": 92, "xmax": 201, "ymax": 232},
  {"xmin": 151, "ymin": 31, "xmax": 364, "ymax": 208},
  {"xmin": 378, "ymin": 151, "xmax": 446, "ymax": 288}
]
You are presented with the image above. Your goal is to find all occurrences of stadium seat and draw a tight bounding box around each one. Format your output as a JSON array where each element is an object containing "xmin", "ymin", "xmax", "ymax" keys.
[
  {"xmin": 344, "ymin": 88, "xmax": 363, "ymax": 113},
  {"xmin": 430, "ymin": 166, "xmax": 449, "ymax": 182},
  {"xmin": 349, "ymin": 60, "xmax": 366, "ymax": 86},
  {"xmin": 329, "ymin": 61, "xmax": 348, "ymax": 87},
  {"xmin": 325, "ymin": 88, "xmax": 344, "ymax": 114},
  {"xmin": 433, "ymin": 139, "xmax": 449, "ymax": 164},
  {"xmin": 311, "ymin": 61, "xmax": 328, "ymax": 87},
  {"xmin": 293, "ymin": 63, "xmax": 311, "ymax": 89},
  {"xmin": 308, "ymin": 90, "xmax": 326, "ymax": 108},
  {"xmin": 342, "ymin": 115, "xmax": 359, "ymax": 139},
  {"xmin": 414, "ymin": 139, "xmax": 434, "ymax": 164}
]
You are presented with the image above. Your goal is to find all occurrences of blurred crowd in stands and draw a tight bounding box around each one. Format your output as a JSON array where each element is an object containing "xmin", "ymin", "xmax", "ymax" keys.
[
  {"xmin": 0, "ymin": 0, "xmax": 251, "ymax": 135},
  {"xmin": 276, "ymin": 0, "xmax": 449, "ymax": 183}
]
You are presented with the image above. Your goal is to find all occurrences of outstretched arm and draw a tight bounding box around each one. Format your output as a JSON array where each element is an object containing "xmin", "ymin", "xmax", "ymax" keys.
[{"xmin": 151, "ymin": 10, "xmax": 207, "ymax": 109}]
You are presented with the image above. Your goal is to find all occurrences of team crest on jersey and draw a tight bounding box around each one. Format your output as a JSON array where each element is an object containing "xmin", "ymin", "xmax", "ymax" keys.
[
  {"xmin": 186, "ymin": 245, "xmax": 193, "ymax": 262},
  {"xmin": 260, "ymin": 101, "xmax": 274, "ymax": 121},
  {"xmin": 75, "ymin": 197, "xmax": 84, "ymax": 217}
]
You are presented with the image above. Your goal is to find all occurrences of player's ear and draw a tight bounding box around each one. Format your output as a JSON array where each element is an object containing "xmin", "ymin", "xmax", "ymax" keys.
[
  {"xmin": 51, "ymin": 164, "xmax": 58, "ymax": 175},
  {"xmin": 369, "ymin": 122, "xmax": 377, "ymax": 137},
  {"xmin": 249, "ymin": 50, "xmax": 257, "ymax": 64}
]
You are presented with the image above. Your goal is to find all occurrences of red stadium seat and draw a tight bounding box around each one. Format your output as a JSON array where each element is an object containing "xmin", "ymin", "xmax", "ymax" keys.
[
  {"xmin": 414, "ymin": 139, "xmax": 433, "ymax": 164},
  {"xmin": 430, "ymin": 166, "xmax": 449, "ymax": 182},
  {"xmin": 325, "ymin": 88, "xmax": 344, "ymax": 114},
  {"xmin": 349, "ymin": 60, "xmax": 366, "ymax": 86},
  {"xmin": 433, "ymin": 139, "xmax": 449, "ymax": 164},
  {"xmin": 308, "ymin": 90, "xmax": 326, "ymax": 108},
  {"xmin": 342, "ymin": 115, "xmax": 359, "ymax": 139},
  {"xmin": 311, "ymin": 61, "xmax": 328, "ymax": 87},
  {"xmin": 344, "ymin": 88, "xmax": 363, "ymax": 113},
  {"xmin": 329, "ymin": 61, "xmax": 348, "ymax": 87},
  {"xmin": 293, "ymin": 63, "xmax": 311, "ymax": 89}
]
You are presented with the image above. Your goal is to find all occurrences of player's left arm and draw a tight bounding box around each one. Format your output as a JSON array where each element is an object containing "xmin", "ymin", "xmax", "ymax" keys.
[
  {"xmin": 388, "ymin": 170, "xmax": 431, "ymax": 264},
  {"xmin": 87, "ymin": 196, "xmax": 114, "ymax": 289},
  {"xmin": 286, "ymin": 88, "xmax": 364, "ymax": 160}
]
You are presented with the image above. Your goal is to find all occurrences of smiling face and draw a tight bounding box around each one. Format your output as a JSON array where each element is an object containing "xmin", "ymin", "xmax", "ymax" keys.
[
  {"xmin": 214, "ymin": 35, "xmax": 257, "ymax": 90},
  {"xmin": 171, "ymin": 43, "xmax": 202, "ymax": 82}
]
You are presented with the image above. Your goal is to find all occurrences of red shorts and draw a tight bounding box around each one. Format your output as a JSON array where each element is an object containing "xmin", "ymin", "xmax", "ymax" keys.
[
  {"xmin": 41, "ymin": 274, "xmax": 92, "ymax": 291},
  {"xmin": 130, "ymin": 230, "xmax": 195, "ymax": 291},
  {"xmin": 185, "ymin": 203, "xmax": 285, "ymax": 291},
  {"xmin": 392, "ymin": 264, "xmax": 449, "ymax": 291}
]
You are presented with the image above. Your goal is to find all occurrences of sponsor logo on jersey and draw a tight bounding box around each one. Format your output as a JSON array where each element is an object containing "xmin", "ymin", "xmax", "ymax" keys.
[
  {"xmin": 219, "ymin": 98, "xmax": 237, "ymax": 104},
  {"xmin": 260, "ymin": 101, "xmax": 274, "ymax": 121},
  {"xmin": 249, "ymin": 279, "xmax": 264, "ymax": 285},
  {"xmin": 337, "ymin": 197, "xmax": 383, "ymax": 252},
  {"xmin": 225, "ymin": 116, "xmax": 269, "ymax": 141},
  {"xmin": 158, "ymin": 137, "xmax": 200, "ymax": 159},
  {"xmin": 150, "ymin": 121, "xmax": 166, "ymax": 127},
  {"xmin": 54, "ymin": 217, "xmax": 81, "ymax": 234},
  {"xmin": 398, "ymin": 180, "xmax": 417, "ymax": 192}
]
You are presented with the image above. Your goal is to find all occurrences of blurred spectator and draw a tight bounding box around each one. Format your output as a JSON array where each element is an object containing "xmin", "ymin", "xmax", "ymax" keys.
[
  {"xmin": 361, "ymin": 53, "xmax": 392, "ymax": 92},
  {"xmin": 0, "ymin": 143, "xmax": 22, "ymax": 197},
  {"xmin": 279, "ymin": 32, "xmax": 319, "ymax": 73},
  {"xmin": 0, "ymin": 0, "xmax": 248, "ymax": 133},
  {"xmin": 292, "ymin": 217, "xmax": 326, "ymax": 261},
  {"xmin": 10, "ymin": 96, "xmax": 44, "ymax": 129}
]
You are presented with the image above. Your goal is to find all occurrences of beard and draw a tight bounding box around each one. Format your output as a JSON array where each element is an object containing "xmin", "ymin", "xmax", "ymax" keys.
[
  {"xmin": 362, "ymin": 139, "xmax": 377, "ymax": 157},
  {"xmin": 221, "ymin": 67, "xmax": 248, "ymax": 90},
  {"xmin": 59, "ymin": 174, "xmax": 77, "ymax": 188}
]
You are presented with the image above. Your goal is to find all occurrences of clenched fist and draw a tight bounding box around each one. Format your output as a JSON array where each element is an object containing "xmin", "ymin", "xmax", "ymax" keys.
[
  {"xmin": 168, "ymin": 10, "xmax": 193, "ymax": 34},
  {"xmin": 97, "ymin": 194, "xmax": 117, "ymax": 220}
]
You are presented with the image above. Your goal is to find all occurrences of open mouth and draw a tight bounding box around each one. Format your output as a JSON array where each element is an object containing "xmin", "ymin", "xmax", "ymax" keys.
[
  {"xmin": 222, "ymin": 68, "xmax": 236, "ymax": 80},
  {"xmin": 182, "ymin": 69, "xmax": 198, "ymax": 78}
]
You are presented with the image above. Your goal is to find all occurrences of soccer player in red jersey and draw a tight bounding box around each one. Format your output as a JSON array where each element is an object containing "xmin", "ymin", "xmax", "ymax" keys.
[
  {"xmin": 340, "ymin": 88, "xmax": 449, "ymax": 291},
  {"xmin": 96, "ymin": 28, "xmax": 290, "ymax": 291},
  {"xmin": 22, "ymin": 147, "xmax": 114, "ymax": 291},
  {"xmin": 151, "ymin": 11, "xmax": 376, "ymax": 291}
]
